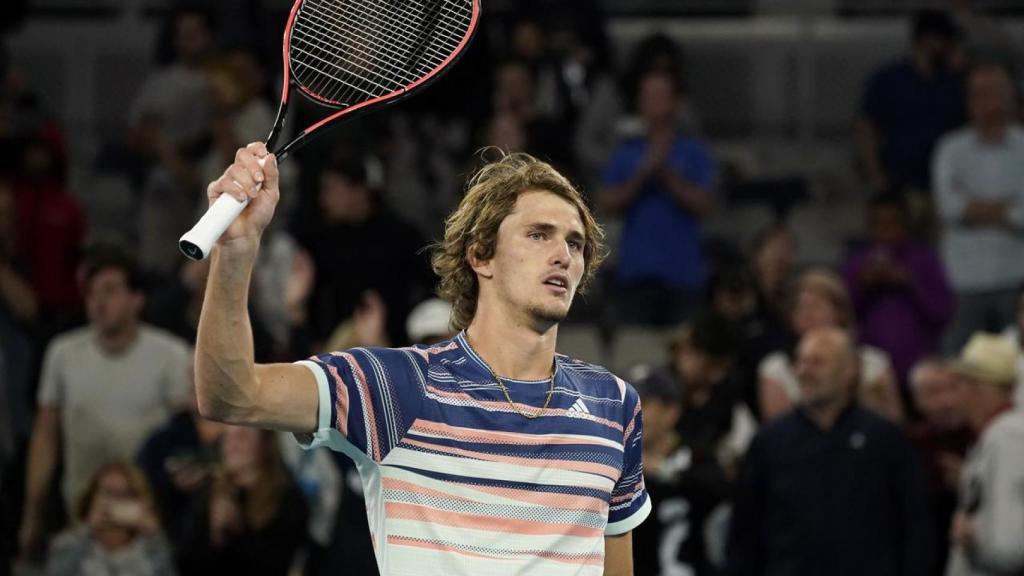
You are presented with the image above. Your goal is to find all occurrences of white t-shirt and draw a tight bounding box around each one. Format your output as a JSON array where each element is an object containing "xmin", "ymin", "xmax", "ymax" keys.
[
  {"xmin": 999, "ymin": 326, "xmax": 1024, "ymax": 408},
  {"xmin": 37, "ymin": 325, "xmax": 191, "ymax": 505}
]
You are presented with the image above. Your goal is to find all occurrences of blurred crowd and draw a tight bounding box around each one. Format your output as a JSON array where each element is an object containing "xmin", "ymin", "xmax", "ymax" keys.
[{"xmin": 2, "ymin": 1, "xmax": 1024, "ymax": 575}]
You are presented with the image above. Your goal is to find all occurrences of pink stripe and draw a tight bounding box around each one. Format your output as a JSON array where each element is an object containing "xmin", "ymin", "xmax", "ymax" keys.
[
  {"xmin": 421, "ymin": 389, "xmax": 624, "ymax": 432},
  {"xmin": 623, "ymin": 401, "xmax": 641, "ymax": 441},
  {"xmin": 402, "ymin": 438, "xmax": 622, "ymax": 481},
  {"xmin": 385, "ymin": 502, "xmax": 604, "ymax": 538},
  {"xmin": 611, "ymin": 481, "xmax": 645, "ymax": 503},
  {"xmin": 325, "ymin": 362, "xmax": 349, "ymax": 436},
  {"xmin": 381, "ymin": 477, "xmax": 608, "ymax": 513},
  {"xmin": 333, "ymin": 351, "xmax": 382, "ymax": 461},
  {"xmin": 409, "ymin": 419, "xmax": 617, "ymax": 447}
]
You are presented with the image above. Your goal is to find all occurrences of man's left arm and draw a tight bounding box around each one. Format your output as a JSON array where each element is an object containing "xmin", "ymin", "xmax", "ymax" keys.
[{"xmin": 604, "ymin": 532, "xmax": 634, "ymax": 576}]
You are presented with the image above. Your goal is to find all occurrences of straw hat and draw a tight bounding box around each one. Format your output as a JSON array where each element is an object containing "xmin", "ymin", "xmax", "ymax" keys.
[{"xmin": 952, "ymin": 332, "xmax": 1018, "ymax": 388}]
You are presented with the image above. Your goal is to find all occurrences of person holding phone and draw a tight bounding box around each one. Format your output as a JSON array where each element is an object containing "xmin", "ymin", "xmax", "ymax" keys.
[{"xmin": 44, "ymin": 462, "xmax": 174, "ymax": 576}]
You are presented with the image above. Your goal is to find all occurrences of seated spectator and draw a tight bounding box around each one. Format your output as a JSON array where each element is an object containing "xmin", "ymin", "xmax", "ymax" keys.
[
  {"xmin": 178, "ymin": 426, "xmax": 308, "ymax": 576},
  {"xmin": 137, "ymin": 386, "xmax": 224, "ymax": 549},
  {"xmin": 44, "ymin": 462, "xmax": 174, "ymax": 576},
  {"xmin": 999, "ymin": 282, "xmax": 1024, "ymax": 407},
  {"xmin": 728, "ymin": 327, "xmax": 930, "ymax": 576},
  {"xmin": 19, "ymin": 249, "xmax": 191, "ymax": 561},
  {"xmin": 935, "ymin": 62, "xmax": 1024, "ymax": 351},
  {"xmin": 947, "ymin": 334, "xmax": 1024, "ymax": 576},
  {"xmin": 856, "ymin": 9, "xmax": 964, "ymax": 195},
  {"xmin": 599, "ymin": 69, "xmax": 716, "ymax": 326},
  {"xmin": 758, "ymin": 270, "xmax": 904, "ymax": 424},
  {"xmin": 632, "ymin": 370, "xmax": 729, "ymax": 576},
  {"xmin": 906, "ymin": 360, "xmax": 973, "ymax": 576},
  {"xmin": 842, "ymin": 192, "xmax": 954, "ymax": 391}
]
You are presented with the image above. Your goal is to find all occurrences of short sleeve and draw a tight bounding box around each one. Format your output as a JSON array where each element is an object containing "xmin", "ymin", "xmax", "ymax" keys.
[
  {"xmin": 606, "ymin": 384, "xmax": 651, "ymax": 535},
  {"xmin": 293, "ymin": 347, "xmax": 424, "ymax": 463},
  {"xmin": 37, "ymin": 340, "xmax": 65, "ymax": 408},
  {"xmin": 683, "ymin": 141, "xmax": 716, "ymax": 190}
]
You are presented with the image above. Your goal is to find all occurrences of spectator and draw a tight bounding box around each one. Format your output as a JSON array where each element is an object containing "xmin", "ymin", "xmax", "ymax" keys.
[
  {"xmin": 632, "ymin": 370, "xmax": 727, "ymax": 576},
  {"xmin": 18, "ymin": 249, "xmax": 191, "ymax": 560},
  {"xmin": 946, "ymin": 333, "xmax": 1024, "ymax": 576},
  {"xmin": 934, "ymin": 62, "xmax": 1024, "ymax": 351},
  {"xmin": 293, "ymin": 155, "xmax": 433, "ymax": 347},
  {"xmin": 857, "ymin": 9, "xmax": 965, "ymax": 195},
  {"xmin": 906, "ymin": 360, "xmax": 973, "ymax": 576},
  {"xmin": 728, "ymin": 327, "xmax": 931, "ymax": 576},
  {"xmin": 665, "ymin": 311, "xmax": 755, "ymax": 477},
  {"xmin": 136, "ymin": 386, "xmax": 225, "ymax": 549},
  {"xmin": 44, "ymin": 462, "xmax": 174, "ymax": 576},
  {"xmin": 10, "ymin": 132, "xmax": 85, "ymax": 332},
  {"xmin": 999, "ymin": 282, "xmax": 1024, "ymax": 407},
  {"xmin": 178, "ymin": 426, "xmax": 309, "ymax": 576},
  {"xmin": 750, "ymin": 224, "xmax": 796, "ymax": 318},
  {"xmin": 758, "ymin": 270, "xmax": 905, "ymax": 424},
  {"xmin": 600, "ymin": 69, "xmax": 715, "ymax": 326},
  {"xmin": 708, "ymin": 265, "xmax": 790, "ymax": 419},
  {"xmin": 842, "ymin": 192, "xmax": 954, "ymax": 390}
]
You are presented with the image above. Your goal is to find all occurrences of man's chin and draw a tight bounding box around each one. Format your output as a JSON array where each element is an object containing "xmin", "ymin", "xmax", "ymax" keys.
[{"xmin": 528, "ymin": 304, "xmax": 569, "ymax": 330}]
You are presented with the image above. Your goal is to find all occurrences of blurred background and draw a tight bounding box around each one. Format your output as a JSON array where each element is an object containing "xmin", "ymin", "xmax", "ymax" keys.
[{"xmin": 3, "ymin": 0, "xmax": 1024, "ymax": 574}]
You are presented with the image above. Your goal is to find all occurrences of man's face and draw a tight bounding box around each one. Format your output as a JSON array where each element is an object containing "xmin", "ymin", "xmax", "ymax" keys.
[
  {"xmin": 969, "ymin": 67, "xmax": 1013, "ymax": 129},
  {"xmin": 911, "ymin": 365, "xmax": 963, "ymax": 429},
  {"xmin": 637, "ymin": 73, "xmax": 678, "ymax": 125},
  {"xmin": 795, "ymin": 332, "xmax": 853, "ymax": 410},
  {"xmin": 476, "ymin": 190, "xmax": 586, "ymax": 330},
  {"xmin": 85, "ymin": 268, "xmax": 141, "ymax": 336},
  {"xmin": 641, "ymin": 397, "xmax": 680, "ymax": 437},
  {"xmin": 791, "ymin": 290, "xmax": 841, "ymax": 335},
  {"xmin": 175, "ymin": 13, "xmax": 211, "ymax": 64},
  {"xmin": 319, "ymin": 173, "xmax": 369, "ymax": 224},
  {"xmin": 870, "ymin": 205, "xmax": 908, "ymax": 246}
]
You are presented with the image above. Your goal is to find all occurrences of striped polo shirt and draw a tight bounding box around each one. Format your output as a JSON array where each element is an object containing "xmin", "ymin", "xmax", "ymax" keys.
[{"xmin": 295, "ymin": 331, "xmax": 650, "ymax": 575}]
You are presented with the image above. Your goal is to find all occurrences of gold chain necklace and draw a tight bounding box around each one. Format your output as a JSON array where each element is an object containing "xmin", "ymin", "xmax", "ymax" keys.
[{"xmin": 486, "ymin": 360, "xmax": 556, "ymax": 420}]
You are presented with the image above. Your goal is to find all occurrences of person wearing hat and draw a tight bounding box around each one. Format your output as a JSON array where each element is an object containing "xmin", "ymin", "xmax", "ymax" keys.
[{"xmin": 947, "ymin": 333, "xmax": 1024, "ymax": 576}]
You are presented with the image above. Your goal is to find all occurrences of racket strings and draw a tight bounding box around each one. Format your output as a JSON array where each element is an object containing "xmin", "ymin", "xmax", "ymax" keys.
[{"xmin": 290, "ymin": 0, "xmax": 473, "ymax": 106}]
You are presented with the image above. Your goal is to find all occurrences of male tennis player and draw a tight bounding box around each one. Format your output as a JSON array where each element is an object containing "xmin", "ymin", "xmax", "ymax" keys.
[{"xmin": 195, "ymin": 142, "xmax": 650, "ymax": 575}]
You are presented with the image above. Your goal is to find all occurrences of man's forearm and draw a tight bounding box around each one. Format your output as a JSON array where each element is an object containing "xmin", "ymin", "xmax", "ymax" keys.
[{"xmin": 195, "ymin": 241, "xmax": 261, "ymax": 423}]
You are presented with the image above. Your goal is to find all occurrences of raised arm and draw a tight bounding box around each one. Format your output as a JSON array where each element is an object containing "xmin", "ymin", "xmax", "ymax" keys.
[{"xmin": 194, "ymin": 143, "xmax": 318, "ymax": 433}]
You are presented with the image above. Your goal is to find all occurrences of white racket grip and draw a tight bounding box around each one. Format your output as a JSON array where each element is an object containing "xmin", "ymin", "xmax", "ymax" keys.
[
  {"xmin": 179, "ymin": 156, "xmax": 269, "ymax": 260},
  {"xmin": 179, "ymin": 193, "xmax": 250, "ymax": 261}
]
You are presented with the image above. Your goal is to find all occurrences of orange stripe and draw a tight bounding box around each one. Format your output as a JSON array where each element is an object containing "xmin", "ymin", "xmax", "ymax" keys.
[
  {"xmin": 402, "ymin": 438, "xmax": 621, "ymax": 481},
  {"xmin": 385, "ymin": 502, "xmax": 604, "ymax": 538}
]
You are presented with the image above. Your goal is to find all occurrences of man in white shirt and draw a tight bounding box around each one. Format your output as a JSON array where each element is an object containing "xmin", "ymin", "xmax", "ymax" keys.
[
  {"xmin": 933, "ymin": 62, "xmax": 1024, "ymax": 352},
  {"xmin": 17, "ymin": 249, "xmax": 191, "ymax": 560}
]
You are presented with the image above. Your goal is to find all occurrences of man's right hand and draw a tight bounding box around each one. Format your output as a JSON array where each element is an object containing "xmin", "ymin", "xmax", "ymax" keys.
[{"xmin": 207, "ymin": 142, "xmax": 281, "ymax": 250}]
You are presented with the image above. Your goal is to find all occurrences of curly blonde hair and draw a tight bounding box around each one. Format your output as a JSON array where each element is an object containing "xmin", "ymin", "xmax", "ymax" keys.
[{"xmin": 432, "ymin": 152, "xmax": 606, "ymax": 330}]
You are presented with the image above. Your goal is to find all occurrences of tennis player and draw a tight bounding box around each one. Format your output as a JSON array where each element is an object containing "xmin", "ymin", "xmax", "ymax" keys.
[{"xmin": 195, "ymin": 142, "xmax": 650, "ymax": 575}]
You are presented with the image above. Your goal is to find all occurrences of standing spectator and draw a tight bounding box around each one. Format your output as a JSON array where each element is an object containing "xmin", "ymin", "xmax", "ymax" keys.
[
  {"xmin": 842, "ymin": 192, "xmax": 954, "ymax": 390},
  {"xmin": 18, "ymin": 250, "xmax": 191, "ymax": 560},
  {"xmin": 934, "ymin": 62, "xmax": 1024, "ymax": 351},
  {"xmin": 999, "ymin": 283, "xmax": 1024, "ymax": 407},
  {"xmin": 857, "ymin": 9, "xmax": 965, "ymax": 195},
  {"xmin": 946, "ymin": 333, "xmax": 1024, "ymax": 576},
  {"xmin": 600, "ymin": 69, "xmax": 715, "ymax": 326},
  {"xmin": 728, "ymin": 327, "xmax": 931, "ymax": 576},
  {"xmin": 906, "ymin": 360, "xmax": 974, "ymax": 576},
  {"xmin": 758, "ymin": 270, "xmax": 904, "ymax": 424},
  {"xmin": 178, "ymin": 426, "xmax": 309, "ymax": 576},
  {"xmin": 293, "ymin": 156, "xmax": 433, "ymax": 347},
  {"xmin": 44, "ymin": 462, "xmax": 174, "ymax": 576}
]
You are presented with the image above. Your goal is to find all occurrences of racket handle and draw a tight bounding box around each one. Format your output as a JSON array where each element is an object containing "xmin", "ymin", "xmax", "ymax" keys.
[
  {"xmin": 179, "ymin": 193, "xmax": 250, "ymax": 261},
  {"xmin": 179, "ymin": 156, "xmax": 270, "ymax": 261}
]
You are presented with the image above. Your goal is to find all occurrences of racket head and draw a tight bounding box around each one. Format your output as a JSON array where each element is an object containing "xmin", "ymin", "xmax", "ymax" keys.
[{"xmin": 286, "ymin": 0, "xmax": 480, "ymax": 112}]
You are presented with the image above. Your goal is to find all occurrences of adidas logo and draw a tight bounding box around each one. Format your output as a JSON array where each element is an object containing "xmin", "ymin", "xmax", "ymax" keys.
[{"xmin": 567, "ymin": 398, "xmax": 590, "ymax": 415}]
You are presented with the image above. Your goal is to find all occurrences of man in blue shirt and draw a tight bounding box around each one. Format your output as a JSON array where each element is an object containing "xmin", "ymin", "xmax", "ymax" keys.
[{"xmin": 600, "ymin": 69, "xmax": 716, "ymax": 326}]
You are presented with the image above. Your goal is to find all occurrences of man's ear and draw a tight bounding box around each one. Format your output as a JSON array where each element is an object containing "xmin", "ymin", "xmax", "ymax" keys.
[{"xmin": 467, "ymin": 242, "xmax": 494, "ymax": 280}]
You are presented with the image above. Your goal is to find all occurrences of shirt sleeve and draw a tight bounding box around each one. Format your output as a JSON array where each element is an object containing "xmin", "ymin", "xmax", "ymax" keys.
[
  {"xmin": 932, "ymin": 135, "xmax": 968, "ymax": 224},
  {"xmin": 601, "ymin": 144, "xmax": 637, "ymax": 187},
  {"xmin": 685, "ymin": 141, "xmax": 716, "ymax": 190},
  {"xmin": 293, "ymin": 347, "xmax": 424, "ymax": 463},
  {"xmin": 605, "ymin": 382, "xmax": 651, "ymax": 535},
  {"xmin": 36, "ymin": 339, "xmax": 65, "ymax": 408}
]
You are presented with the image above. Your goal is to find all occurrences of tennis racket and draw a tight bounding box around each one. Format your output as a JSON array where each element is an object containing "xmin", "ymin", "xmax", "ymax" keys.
[{"xmin": 179, "ymin": 0, "xmax": 481, "ymax": 260}]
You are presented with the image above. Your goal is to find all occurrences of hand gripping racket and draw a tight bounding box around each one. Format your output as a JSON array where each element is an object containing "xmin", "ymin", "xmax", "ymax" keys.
[{"xmin": 179, "ymin": 0, "xmax": 480, "ymax": 260}]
